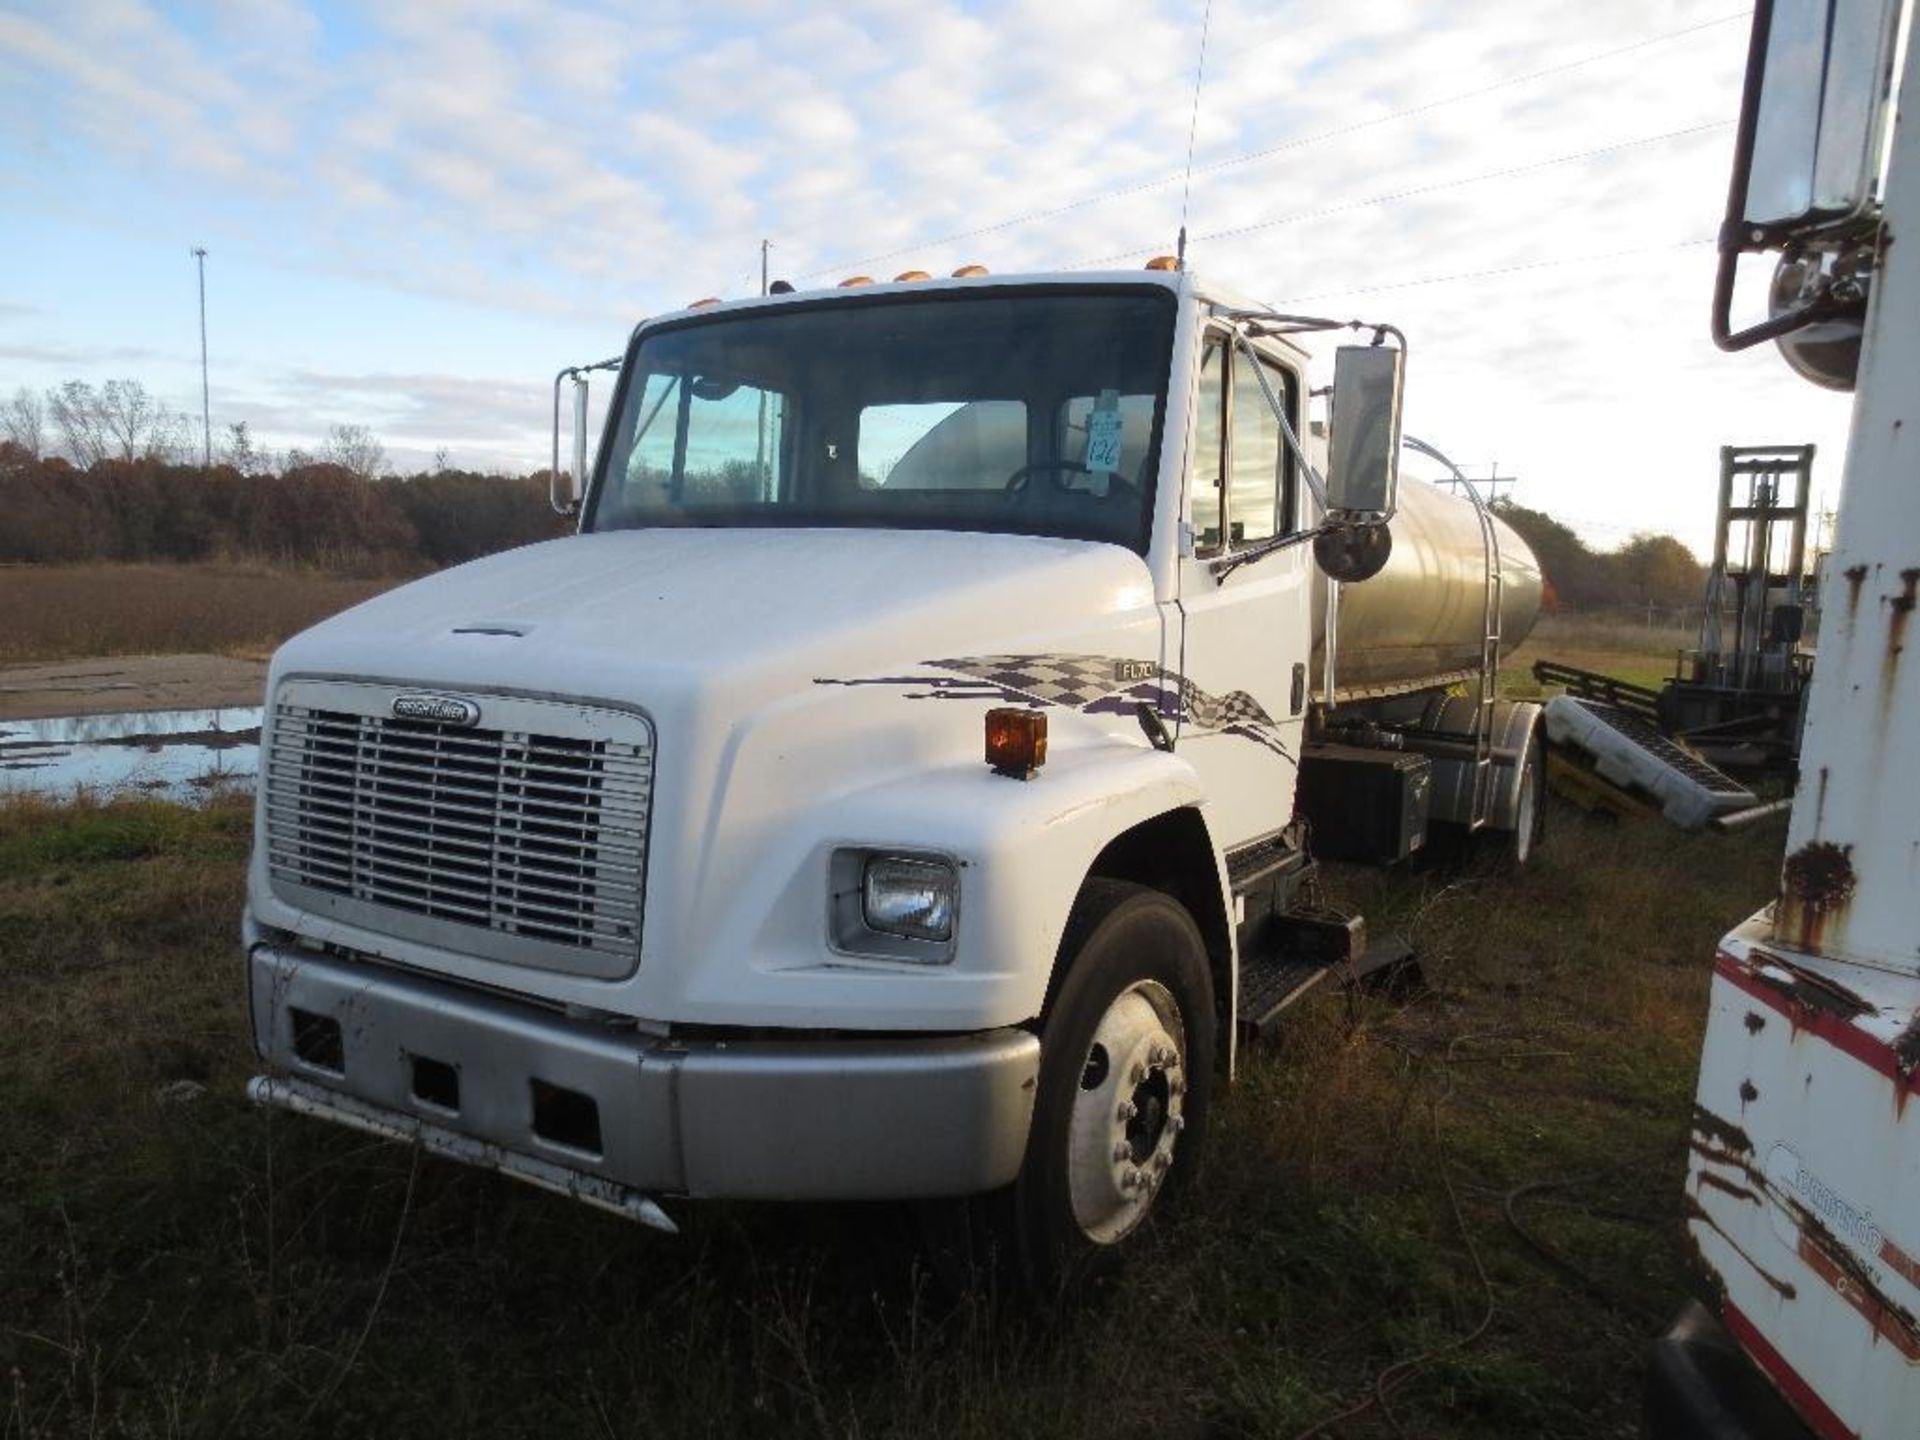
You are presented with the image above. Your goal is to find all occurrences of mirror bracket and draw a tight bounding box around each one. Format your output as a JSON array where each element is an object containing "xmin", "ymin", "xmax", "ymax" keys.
[{"xmin": 551, "ymin": 355, "xmax": 621, "ymax": 517}]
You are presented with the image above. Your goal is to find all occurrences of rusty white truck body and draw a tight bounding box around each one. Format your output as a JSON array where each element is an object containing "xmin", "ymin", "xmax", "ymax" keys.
[{"xmin": 1651, "ymin": 1, "xmax": 1920, "ymax": 1434}]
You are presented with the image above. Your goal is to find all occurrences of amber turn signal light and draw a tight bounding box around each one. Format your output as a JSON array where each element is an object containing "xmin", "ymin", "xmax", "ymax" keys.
[{"xmin": 985, "ymin": 707, "xmax": 1047, "ymax": 779}]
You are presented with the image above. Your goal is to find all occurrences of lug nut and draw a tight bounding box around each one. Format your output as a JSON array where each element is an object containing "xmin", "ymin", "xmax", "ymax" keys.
[
  {"xmin": 1112, "ymin": 1143, "xmax": 1131, "ymax": 1163},
  {"xmin": 1131, "ymin": 1062, "xmax": 1147, "ymax": 1084},
  {"xmin": 1170, "ymin": 1115, "xmax": 1186, "ymax": 1134},
  {"xmin": 1117, "ymin": 1100, "xmax": 1137, "ymax": 1121}
]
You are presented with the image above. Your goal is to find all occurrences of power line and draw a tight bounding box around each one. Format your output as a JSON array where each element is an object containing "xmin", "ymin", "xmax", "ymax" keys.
[
  {"xmin": 790, "ymin": 10, "xmax": 1749, "ymax": 283},
  {"xmin": 1068, "ymin": 121, "xmax": 1730, "ymax": 270},
  {"xmin": 763, "ymin": 14, "xmax": 1317, "ymax": 258},
  {"xmin": 1183, "ymin": 9, "xmax": 1748, "ymax": 189},
  {"xmin": 1261, "ymin": 236, "xmax": 1715, "ymax": 306}
]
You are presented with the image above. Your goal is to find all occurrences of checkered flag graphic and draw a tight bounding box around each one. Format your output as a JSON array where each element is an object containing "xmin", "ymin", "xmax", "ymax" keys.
[
  {"xmin": 929, "ymin": 655, "xmax": 1140, "ymax": 708},
  {"xmin": 1175, "ymin": 677, "xmax": 1276, "ymax": 732}
]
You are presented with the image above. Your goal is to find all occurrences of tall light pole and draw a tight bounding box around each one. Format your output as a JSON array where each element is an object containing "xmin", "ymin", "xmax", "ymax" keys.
[{"xmin": 192, "ymin": 246, "xmax": 210, "ymax": 469}]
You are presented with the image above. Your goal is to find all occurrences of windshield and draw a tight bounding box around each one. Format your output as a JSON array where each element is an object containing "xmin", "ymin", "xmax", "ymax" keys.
[{"xmin": 586, "ymin": 288, "xmax": 1176, "ymax": 552}]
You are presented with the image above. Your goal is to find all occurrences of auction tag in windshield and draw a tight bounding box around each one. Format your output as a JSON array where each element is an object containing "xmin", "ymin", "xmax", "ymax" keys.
[{"xmin": 1085, "ymin": 389, "xmax": 1122, "ymax": 494}]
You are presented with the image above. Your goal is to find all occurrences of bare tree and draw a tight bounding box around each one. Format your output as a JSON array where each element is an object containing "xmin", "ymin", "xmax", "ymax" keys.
[
  {"xmin": 433, "ymin": 445, "xmax": 450, "ymax": 473},
  {"xmin": 147, "ymin": 407, "xmax": 194, "ymax": 464},
  {"xmin": 99, "ymin": 379, "xmax": 161, "ymax": 460},
  {"xmin": 321, "ymin": 423, "xmax": 387, "ymax": 481},
  {"xmin": 44, "ymin": 378, "xmax": 182, "ymax": 465},
  {"xmin": 47, "ymin": 381, "xmax": 112, "ymax": 467},
  {"xmin": 2, "ymin": 387, "xmax": 44, "ymax": 456},
  {"xmin": 222, "ymin": 420, "xmax": 270, "ymax": 475}
]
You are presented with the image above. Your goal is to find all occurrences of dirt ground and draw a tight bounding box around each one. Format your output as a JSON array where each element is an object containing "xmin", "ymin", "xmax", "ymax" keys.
[{"xmin": 0, "ymin": 653, "xmax": 268, "ymax": 721}]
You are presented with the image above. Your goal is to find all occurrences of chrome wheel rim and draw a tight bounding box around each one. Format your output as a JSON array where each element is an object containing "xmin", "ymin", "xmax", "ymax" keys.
[
  {"xmin": 1514, "ymin": 751, "xmax": 1541, "ymax": 864},
  {"xmin": 1065, "ymin": 979, "xmax": 1187, "ymax": 1245}
]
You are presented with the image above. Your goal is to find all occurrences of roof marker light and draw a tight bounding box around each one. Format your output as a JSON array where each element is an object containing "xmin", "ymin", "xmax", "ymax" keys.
[
  {"xmin": 893, "ymin": 269, "xmax": 933, "ymax": 282},
  {"xmin": 688, "ymin": 296, "xmax": 723, "ymax": 308},
  {"xmin": 951, "ymin": 264, "xmax": 990, "ymax": 278},
  {"xmin": 1144, "ymin": 256, "xmax": 1179, "ymax": 272},
  {"xmin": 838, "ymin": 275, "xmax": 875, "ymax": 287}
]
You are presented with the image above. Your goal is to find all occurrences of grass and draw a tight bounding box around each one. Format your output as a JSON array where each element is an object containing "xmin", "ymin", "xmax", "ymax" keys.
[
  {"xmin": 0, "ymin": 787, "xmax": 1785, "ymax": 1439},
  {"xmin": 1505, "ymin": 612, "xmax": 1695, "ymax": 697},
  {"xmin": 0, "ymin": 564, "xmax": 402, "ymax": 664}
]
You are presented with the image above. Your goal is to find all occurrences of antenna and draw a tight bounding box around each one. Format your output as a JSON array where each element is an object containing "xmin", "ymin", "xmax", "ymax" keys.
[
  {"xmin": 760, "ymin": 237, "xmax": 771, "ymax": 296},
  {"xmin": 1176, "ymin": 0, "xmax": 1215, "ymax": 270},
  {"xmin": 192, "ymin": 246, "xmax": 210, "ymax": 468}
]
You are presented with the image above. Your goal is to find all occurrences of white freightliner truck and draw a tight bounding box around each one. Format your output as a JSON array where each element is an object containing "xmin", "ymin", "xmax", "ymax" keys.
[
  {"xmin": 242, "ymin": 257, "xmax": 1546, "ymax": 1276},
  {"xmin": 1647, "ymin": 1, "xmax": 1920, "ymax": 1436}
]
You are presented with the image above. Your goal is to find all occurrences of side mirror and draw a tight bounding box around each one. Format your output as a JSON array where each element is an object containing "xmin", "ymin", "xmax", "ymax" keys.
[
  {"xmin": 1744, "ymin": 0, "xmax": 1900, "ymax": 231},
  {"xmin": 550, "ymin": 368, "xmax": 594, "ymax": 516},
  {"xmin": 1712, "ymin": 0, "xmax": 1901, "ymax": 372},
  {"xmin": 1326, "ymin": 343, "xmax": 1404, "ymax": 519}
]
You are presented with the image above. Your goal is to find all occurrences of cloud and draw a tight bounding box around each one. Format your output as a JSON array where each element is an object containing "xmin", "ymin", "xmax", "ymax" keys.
[
  {"xmin": 0, "ymin": 0, "xmax": 1857, "ymax": 550},
  {"xmin": 0, "ymin": 341, "xmax": 169, "ymax": 366}
]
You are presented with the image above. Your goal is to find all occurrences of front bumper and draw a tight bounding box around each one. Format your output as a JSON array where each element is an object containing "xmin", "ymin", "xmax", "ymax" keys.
[
  {"xmin": 247, "ymin": 945, "xmax": 1040, "ymax": 1214},
  {"xmin": 1644, "ymin": 1301, "xmax": 1815, "ymax": 1440}
]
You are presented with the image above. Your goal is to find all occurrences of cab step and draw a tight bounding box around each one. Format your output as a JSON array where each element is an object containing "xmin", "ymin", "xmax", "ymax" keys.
[
  {"xmin": 1236, "ymin": 931, "xmax": 1420, "ymax": 1036},
  {"xmin": 1237, "ymin": 953, "xmax": 1334, "ymax": 1033}
]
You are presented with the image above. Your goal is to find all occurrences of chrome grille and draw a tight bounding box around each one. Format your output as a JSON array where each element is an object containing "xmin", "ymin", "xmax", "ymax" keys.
[{"xmin": 264, "ymin": 695, "xmax": 651, "ymax": 969}]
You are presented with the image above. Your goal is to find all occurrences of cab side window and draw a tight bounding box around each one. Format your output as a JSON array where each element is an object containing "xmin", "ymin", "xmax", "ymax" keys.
[
  {"xmin": 1190, "ymin": 337, "xmax": 1298, "ymax": 556},
  {"xmin": 1228, "ymin": 350, "xmax": 1290, "ymax": 545},
  {"xmin": 1190, "ymin": 340, "xmax": 1226, "ymax": 553}
]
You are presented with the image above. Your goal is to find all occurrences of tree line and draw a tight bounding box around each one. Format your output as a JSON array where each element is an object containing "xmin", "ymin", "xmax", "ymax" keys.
[
  {"xmin": 2, "ymin": 379, "xmax": 1707, "ymax": 607},
  {"xmin": 1491, "ymin": 501, "xmax": 1705, "ymax": 614},
  {"xmin": 1, "ymin": 381, "xmax": 563, "ymax": 570}
]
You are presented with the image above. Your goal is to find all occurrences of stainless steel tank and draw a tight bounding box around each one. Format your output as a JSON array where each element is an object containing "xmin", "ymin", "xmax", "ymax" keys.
[{"xmin": 1311, "ymin": 477, "xmax": 1543, "ymax": 696}]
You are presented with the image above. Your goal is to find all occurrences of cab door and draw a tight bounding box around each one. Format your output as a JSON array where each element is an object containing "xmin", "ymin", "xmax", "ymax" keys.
[{"xmin": 1171, "ymin": 329, "xmax": 1315, "ymax": 850}]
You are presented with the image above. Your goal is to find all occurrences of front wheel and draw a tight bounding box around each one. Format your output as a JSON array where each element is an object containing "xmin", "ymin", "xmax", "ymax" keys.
[{"xmin": 1010, "ymin": 880, "xmax": 1216, "ymax": 1286}]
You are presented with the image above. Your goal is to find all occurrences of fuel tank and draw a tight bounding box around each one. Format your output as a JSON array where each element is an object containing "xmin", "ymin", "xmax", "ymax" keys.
[{"xmin": 1312, "ymin": 477, "xmax": 1543, "ymax": 696}]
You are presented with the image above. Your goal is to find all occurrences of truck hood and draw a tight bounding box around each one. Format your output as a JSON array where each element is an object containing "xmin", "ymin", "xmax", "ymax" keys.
[
  {"xmin": 272, "ymin": 527, "xmax": 1160, "ymax": 704},
  {"xmin": 255, "ymin": 526, "xmax": 1178, "ymax": 1017}
]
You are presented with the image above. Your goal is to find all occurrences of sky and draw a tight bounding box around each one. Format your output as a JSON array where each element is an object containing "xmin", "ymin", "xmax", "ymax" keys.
[{"xmin": 0, "ymin": 0, "xmax": 1863, "ymax": 556}]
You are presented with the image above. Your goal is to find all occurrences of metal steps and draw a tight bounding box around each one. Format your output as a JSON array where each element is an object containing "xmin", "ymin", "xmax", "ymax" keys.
[
  {"xmin": 1542, "ymin": 695, "xmax": 1755, "ymax": 829},
  {"xmin": 1237, "ymin": 954, "xmax": 1333, "ymax": 1033},
  {"xmin": 1235, "ymin": 933, "xmax": 1419, "ymax": 1036}
]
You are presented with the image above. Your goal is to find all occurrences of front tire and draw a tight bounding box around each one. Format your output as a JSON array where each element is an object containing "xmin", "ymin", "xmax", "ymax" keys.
[{"xmin": 1011, "ymin": 880, "xmax": 1216, "ymax": 1287}]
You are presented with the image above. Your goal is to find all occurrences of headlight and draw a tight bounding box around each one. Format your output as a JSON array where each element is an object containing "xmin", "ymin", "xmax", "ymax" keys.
[{"xmin": 862, "ymin": 856, "xmax": 956, "ymax": 943}]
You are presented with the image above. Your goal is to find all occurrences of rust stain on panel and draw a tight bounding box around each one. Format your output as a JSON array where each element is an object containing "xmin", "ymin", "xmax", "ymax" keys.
[
  {"xmin": 1684, "ymin": 1194, "xmax": 1799, "ymax": 1301},
  {"xmin": 1739, "ymin": 1079, "xmax": 1759, "ymax": 1104},
  {"xmin": 1774, "ymin": 842, "xmax": 1858, "ymax": 955},
  {"xmin": 1895, "ymin": 1015, "xmax": 1920, "ymax": 1080},
  {"xmin": 1692, "ymin": 1103, "xmax": 1755, "ymax": 1156},
  {"xmin": 1745, "ymin": 1011, "xmax": 1768, "ymax": 1034},
  {"xmin": 1748, "ymin": 941, "xmax": 1873, "ymax": 1024},
  {"xmin": 1691, "ymin": 1138, "xmax": 1764, "ymax": 1182},
  {"xmin": 1795, "ymin": 1206, "xmax": 1920, "ymax": 1362},
  {"xmin": 1695, "ymin": 1170, "xmax": 1762, "ymax": 1206},
  {"xmin": 1844, "ymin": 564, "xmax": 1869, "ymax": 618},
  {"xmin": 1882, "ymin": 1235, "xmax": 1920, "ymax": 1291},
  {"xmin": 1889, "ymin": 568, "xmax": 1919, "ymax": 665}
]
